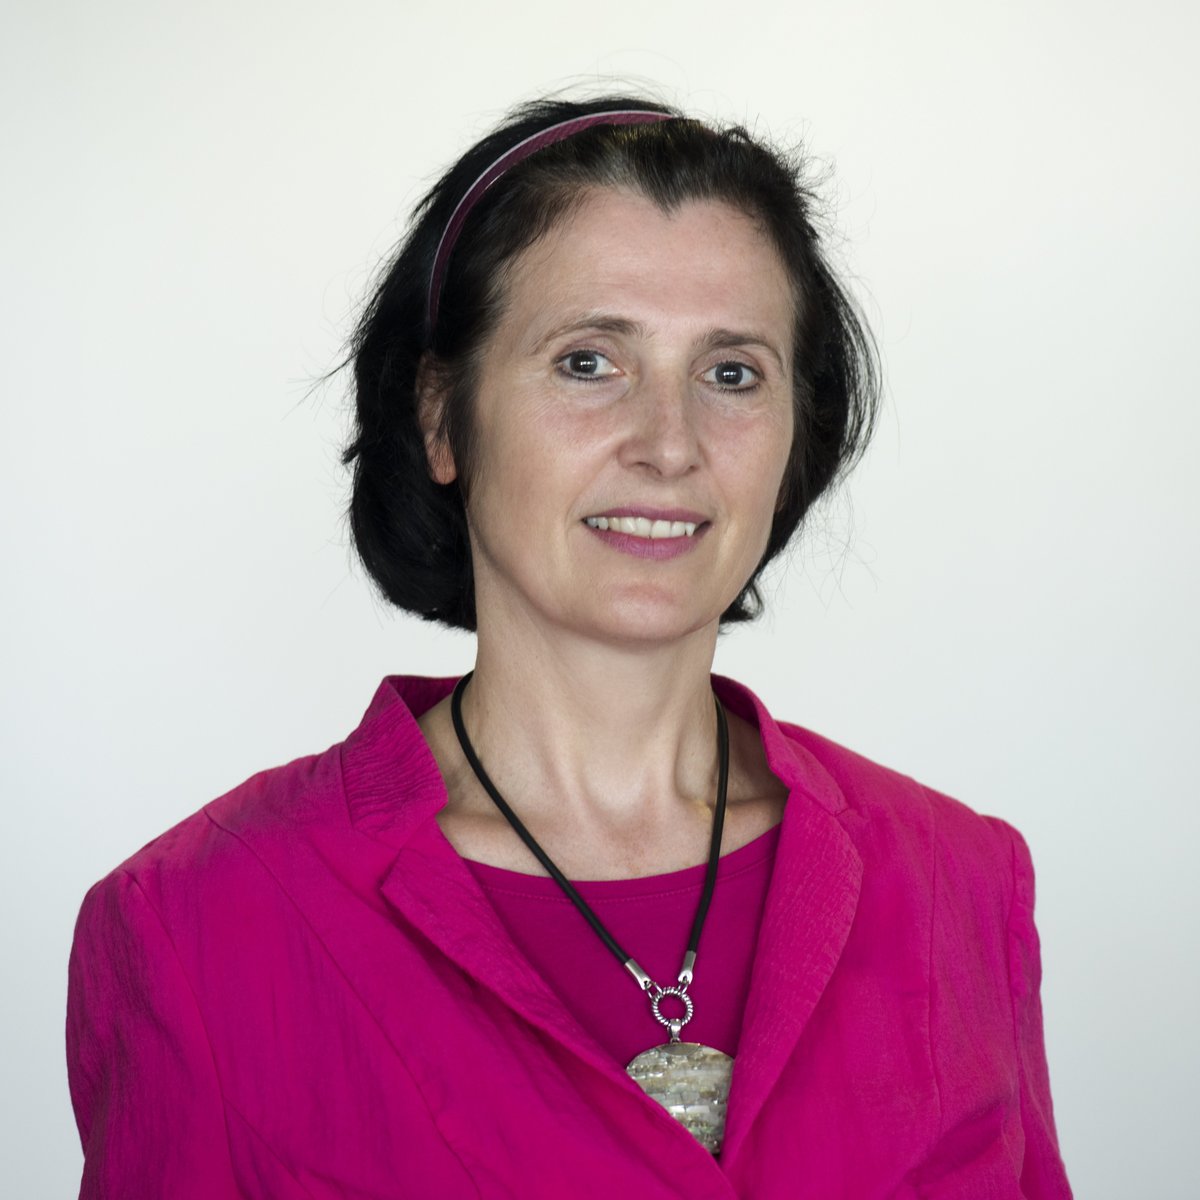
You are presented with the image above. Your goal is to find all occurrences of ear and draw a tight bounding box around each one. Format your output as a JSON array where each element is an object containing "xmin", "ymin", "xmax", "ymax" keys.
[{"xmin": 416, "ymin": 353, "xmax": 458, "ymax": 485}]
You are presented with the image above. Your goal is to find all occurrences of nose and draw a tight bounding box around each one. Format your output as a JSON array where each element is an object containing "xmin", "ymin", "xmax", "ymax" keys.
[{"xmin": 618, "ymin": 372, "xmax": 702, "ymax": 479}]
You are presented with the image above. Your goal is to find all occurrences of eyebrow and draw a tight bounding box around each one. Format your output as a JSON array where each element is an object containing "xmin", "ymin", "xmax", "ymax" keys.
[
  {"xmin": 530, "ymin": 312, "xmax": 788, "ymax": 373},
  {"xmin": 702, "ymin": 328, "xmax": 787, "ymax": 374},
  {"xmin": 530, "ymin": 313, "xmax": 645, "ymax": 352}
]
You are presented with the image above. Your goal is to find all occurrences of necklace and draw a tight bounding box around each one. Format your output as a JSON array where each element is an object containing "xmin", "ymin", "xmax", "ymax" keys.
[{"xmin": 449, "ymin": 672, "xmax": 734, "ymax": 1155}]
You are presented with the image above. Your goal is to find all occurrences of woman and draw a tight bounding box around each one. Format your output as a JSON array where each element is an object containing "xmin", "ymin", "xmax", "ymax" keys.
[{"xmin": 66, "ymin": 96, "xmax": 1073, "ymax": 1198}]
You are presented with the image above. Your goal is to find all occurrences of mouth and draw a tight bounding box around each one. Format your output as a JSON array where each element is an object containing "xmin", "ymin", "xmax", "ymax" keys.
[
  {"xmin": 583, "ymin": 515, "xmax": 699, "ymax": 539},
  {"xmin": 581, "ymin": 508, "xmax": 710, "ymax": 540}
]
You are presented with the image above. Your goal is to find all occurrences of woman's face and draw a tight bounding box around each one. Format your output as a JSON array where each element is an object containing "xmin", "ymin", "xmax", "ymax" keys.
[{"xmin": 429, "ymin": 187, "xmax": 796, "ymax": 646}]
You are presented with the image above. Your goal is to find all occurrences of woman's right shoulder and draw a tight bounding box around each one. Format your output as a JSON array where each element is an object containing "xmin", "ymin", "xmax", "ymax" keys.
[{"xmin": 78, "ymin": 740, "xmax": 345, "ymax": 920}]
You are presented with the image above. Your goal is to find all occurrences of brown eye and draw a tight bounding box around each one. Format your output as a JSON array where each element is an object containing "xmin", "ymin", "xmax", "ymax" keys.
[
  {"xmin": 704, "ymin": 361, "xmax": 759, "ymax": 390},
  {"xmin": 569, "ymin": 351, "xmax": 600, "ymax": 375},
  {"xmin": 558, "ymin": 349, "xmax": 618, "ymax": 379}
]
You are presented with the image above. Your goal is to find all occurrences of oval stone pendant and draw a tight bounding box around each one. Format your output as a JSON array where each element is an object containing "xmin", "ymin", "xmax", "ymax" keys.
[{"xmin": 626, "ymin": 1042, "xmax": 734, "ymax": 1155}]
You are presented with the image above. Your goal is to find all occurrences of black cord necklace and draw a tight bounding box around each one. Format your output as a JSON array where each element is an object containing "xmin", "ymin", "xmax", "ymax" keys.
[{"xmin": 450, "ymin": 671, "xmax": 735, "ymax": 1155}]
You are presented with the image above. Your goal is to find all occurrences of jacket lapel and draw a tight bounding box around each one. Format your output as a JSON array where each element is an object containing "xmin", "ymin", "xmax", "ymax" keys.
[
  {"xmin": 712, "ymin": 679, "xmax": 864, "ymax": 1170},
  {"xmin": 377, "ymin": 816, "xmax": 633, "ymax": 1089},
  {"xmin": 343, "ymin": 677, "xmax": 699, "ymax": 1113}
]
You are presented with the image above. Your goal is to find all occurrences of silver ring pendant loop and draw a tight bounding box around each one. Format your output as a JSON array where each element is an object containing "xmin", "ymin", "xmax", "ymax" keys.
[{"xmin": 649, "ymin": 985, "xmax": 694, "ymax": 1042}]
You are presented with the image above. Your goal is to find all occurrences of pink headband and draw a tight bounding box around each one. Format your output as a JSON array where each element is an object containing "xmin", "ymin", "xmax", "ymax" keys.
[{"xmin": 425, "ymin": 109, "xmax": 675, "ymax": 337}]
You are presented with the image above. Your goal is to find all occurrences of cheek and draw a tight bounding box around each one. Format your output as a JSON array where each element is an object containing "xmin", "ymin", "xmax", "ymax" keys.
[
  {"xmin": 468, "ymin": 412, "xmax": 590, "ymax": 532},
  {"xmin": 772, "ymin": 417, "xmax": 797, "ymax": 512},
  {"xmin": 758, "ymin": 398, "xmax": 796, "ymax": 505},
  {"xmin": 729, "ymin": 411, "xmax": 794, "ymax": 510}
]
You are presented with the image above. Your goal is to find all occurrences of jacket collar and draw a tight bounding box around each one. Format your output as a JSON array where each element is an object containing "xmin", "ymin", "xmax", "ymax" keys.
[
  {"xmin": 340, "ymin": 673, "xmax": 862, "ymax": 1173},
  {"xmin": 341, "ymin": 672, "xmax": 853, "ymax": 834}
]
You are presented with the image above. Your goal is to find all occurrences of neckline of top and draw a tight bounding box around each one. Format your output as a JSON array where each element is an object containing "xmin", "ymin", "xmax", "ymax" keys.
[{"xmin": 463, "ymin": 818, "xmax": 782, "ymax": 899}]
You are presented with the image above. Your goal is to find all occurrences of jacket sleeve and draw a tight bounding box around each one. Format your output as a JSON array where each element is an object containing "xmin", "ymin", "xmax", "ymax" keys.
[
  {"xmin": 997, "ymin": 821, "xmax": 1074, "ymax": 1199},
  {"xmin": 66, "ymin": 868, "xmax": 242, "ymax": 1199}
]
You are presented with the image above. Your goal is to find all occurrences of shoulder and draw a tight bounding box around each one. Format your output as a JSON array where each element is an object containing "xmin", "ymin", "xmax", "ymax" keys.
[
  {"xmin": 73, "ymin": 673, "xmax": 448, "ymax": 942},
  {"xmin": 777, "ymin": 717, "xmax": 1025, "ymax": 912},
  {"xmin": 75, "ymin": 742, "xmax": 342, "ymax": 935}
]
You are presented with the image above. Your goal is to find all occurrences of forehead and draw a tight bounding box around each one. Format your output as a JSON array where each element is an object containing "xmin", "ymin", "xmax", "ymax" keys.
[{"xmin": 497, "ymin": 188, "xmax": 795, "ymax": 341}]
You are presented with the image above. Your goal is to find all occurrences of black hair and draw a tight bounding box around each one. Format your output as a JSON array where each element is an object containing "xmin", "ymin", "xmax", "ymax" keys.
[{"xmin": 342, "ymin": 95, "xmax": 879, "ymax": 630}]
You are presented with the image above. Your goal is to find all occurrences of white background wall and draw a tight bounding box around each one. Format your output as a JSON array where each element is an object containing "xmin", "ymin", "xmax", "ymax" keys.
[{"xmin": 3, "ymin": 1, "xmax": 1196, "ymax": 1195}]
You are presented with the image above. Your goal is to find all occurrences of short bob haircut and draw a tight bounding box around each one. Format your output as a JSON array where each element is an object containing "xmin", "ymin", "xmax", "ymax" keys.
[{"xmin": 342, "ymin": 95, "xmax": 879, "ymax": 631}]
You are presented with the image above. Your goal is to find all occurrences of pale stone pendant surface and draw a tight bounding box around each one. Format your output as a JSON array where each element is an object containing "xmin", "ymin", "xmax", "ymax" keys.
[{"xmin": 625, "ymin": 1042, "xmax": 734, "ymax": 1155}]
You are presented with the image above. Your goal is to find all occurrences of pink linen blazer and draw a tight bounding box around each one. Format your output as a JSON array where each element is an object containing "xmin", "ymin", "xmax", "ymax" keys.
[{"xmin": 66, "ymin": 674, "xmax": 1073, "ymax": 1198}]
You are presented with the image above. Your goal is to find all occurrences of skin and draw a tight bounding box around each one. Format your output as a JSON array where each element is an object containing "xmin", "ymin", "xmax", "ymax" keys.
[{"xmin": 418, "ymin": 188, "xmax": 795, "ymax": 880}]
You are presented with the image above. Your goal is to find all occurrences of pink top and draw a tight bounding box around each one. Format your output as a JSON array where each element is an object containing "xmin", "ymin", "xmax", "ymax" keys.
[
  {"xmin": 466, "ymin": 823, "xmax": 781, "ymax": 1065},
  {"xmin": 66, "ymin": 673, "xmax": 1073, "ymax": 1198}
]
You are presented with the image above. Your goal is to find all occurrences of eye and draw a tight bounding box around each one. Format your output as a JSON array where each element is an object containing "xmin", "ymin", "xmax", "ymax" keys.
[
  {"xmin": 557, "ymin": 349, "xmax": 619, "ymax": 380},
  {"xmin": 703, "ymin": 361, "xmax": 760, "ymax": 391}
]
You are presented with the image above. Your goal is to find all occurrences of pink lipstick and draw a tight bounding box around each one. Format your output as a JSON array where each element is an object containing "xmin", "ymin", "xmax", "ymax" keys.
[{"xmin": 580, "ymin": 507, "xmax": 710, "ymax": 560}]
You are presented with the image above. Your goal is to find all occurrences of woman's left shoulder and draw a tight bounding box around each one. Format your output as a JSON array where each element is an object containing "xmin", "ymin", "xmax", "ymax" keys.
[{"xmin": 777, "ymin": 717, "xmax": 1029, "ymax": 901}]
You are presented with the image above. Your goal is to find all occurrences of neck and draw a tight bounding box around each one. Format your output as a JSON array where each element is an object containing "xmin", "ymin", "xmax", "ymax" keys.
[{"xmin": 461, "ymin": 616, "xmax": 722, "ymax": 836}]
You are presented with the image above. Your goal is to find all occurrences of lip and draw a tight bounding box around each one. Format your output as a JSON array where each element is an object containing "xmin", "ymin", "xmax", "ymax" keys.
[
  {"xmin": 581, "ymin": 521, "xmax": 709, "ymax": 560},
  {"xmin": 583, "ymin": 505, "xmax": 710, "ymax": 524}
]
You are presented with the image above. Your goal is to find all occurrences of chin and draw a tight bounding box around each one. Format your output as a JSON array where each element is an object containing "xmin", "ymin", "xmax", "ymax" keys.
[{"xmin": 572, "ymin": 590, "xmax": 725, "ymax": 645}]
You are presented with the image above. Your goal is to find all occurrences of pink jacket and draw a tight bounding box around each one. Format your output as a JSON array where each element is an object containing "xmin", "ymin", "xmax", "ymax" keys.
[{"xmin": 66, "ymin": 674, "xmax": 1072, "ymax": 1198}]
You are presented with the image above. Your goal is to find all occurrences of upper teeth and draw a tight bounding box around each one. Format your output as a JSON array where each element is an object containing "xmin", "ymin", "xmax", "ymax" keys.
[{"xmin": 584, "ymin": 516, "xmax": 698, "ymax": 538}]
